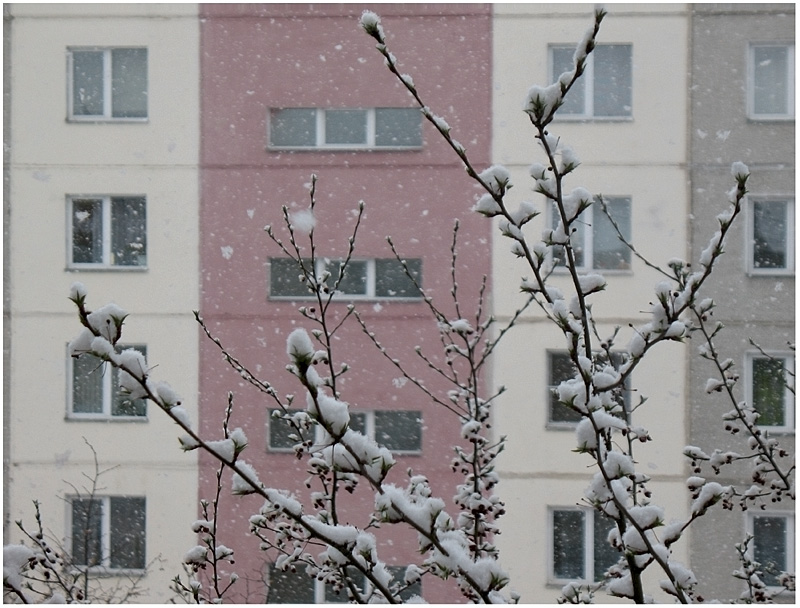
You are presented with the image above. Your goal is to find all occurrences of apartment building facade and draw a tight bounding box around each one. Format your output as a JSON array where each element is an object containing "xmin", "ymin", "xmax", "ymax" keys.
[
  {"xmin": 5, "ymin": 4, "xmax": 200, "ymax": 602},
  {"xmin": 686, "ymin": 3, "xmax": 795, "ymax": 601},
  {"xmin": 491, "ymin": 3, "xmax": 694, "ymax": 601},
  {"xmin": 196, "ymin": 3, "xmax": 492, "ymax": 603}
]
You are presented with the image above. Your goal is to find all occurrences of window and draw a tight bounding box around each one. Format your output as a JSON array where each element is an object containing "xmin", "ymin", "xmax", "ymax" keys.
[
  {"xmin": 69, "ymin": 345, "xmax": 147, "ymax": 419},
  {"xmin": 269, "ymin": 258, "xmax": 422, "ymax": 300},
  {"xmin": 70, "ymin": 496, "xmax": 146, "ymax": 570},
  {"xmin": 266, "ymin": 564, "xmax": 421, "ymax": 603},
  {"xmin": 748, "ymin": 513, "xmax": 795, "ymax": 587},
  {"xmin": 269, "ymin": 108, "xmax": 422, "ymax": 149},
  {"xmin": 747, "ymin": 352, "xmax": 795, "ymax": 430},
  {"xmin": 550, "ymin": 508, "xmax": 618, "ymax": 583},
  {"xmin": 551, "ymin": 197, "xmax": 632, "ymax": 271},
  {"xmin": 748, "ymin": 44, "xmax": 794, "ymax": 119},
  {"xmin": 548, "ymin": 351, "xmax": 629, "ymax": 425},
  {"xmin": 269, "ymin": 409, "xmax": 422, "ymax": 454},
  {"xmin": 68, "ymin": 48, "xmax": 147, "ymax": 120},
  {"xmin": 550, "ymin": 44, "xmax": 632, "ymax": 119},
  {"xmin": 68, "ymin": 195, "xmax": 147, "ymax": 268},
  {"xmin": 747, "ymin": 198, "xmax": 794, "ymax": 275}
]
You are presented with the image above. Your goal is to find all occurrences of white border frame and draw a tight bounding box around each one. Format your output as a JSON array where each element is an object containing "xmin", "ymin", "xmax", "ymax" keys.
[
  {"xmin": 745, "ymin": 510, "xmax": 795, "ymax": 591},
  {"xmin": 744, "ymin": 196, "xmax": 795, "ymax": 276},
  {"xmin": 747, "ymin": 42, "xmax": 795, "ymax": 121},
  {"xmin": 66, "ymin": 47, "xmax": 149, "ymax": 122},
  {"xmin": 744, "ymin": 350, "xmax": 795, "ymax": 433}
]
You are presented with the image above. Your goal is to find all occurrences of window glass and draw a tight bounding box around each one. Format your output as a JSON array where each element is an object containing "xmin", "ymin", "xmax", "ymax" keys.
[
  {"xmin": 267, "ymin": 565, "xmax": 316, "ymax": 603},
  {"xmin": 388, "ymin": 565, "xmax": 422, "ymax": 601},
  {"xmin": 594, "ymin": 45, "xmax": 632, "ymax": 117},
  {"xmin": 72, "ymin": 198, "xmax": 103, "ymax": 264},
  {"xmin": 551, "ymin": 46, "xmax": 584, "ymax": 114},
  {"xmin": 327, "ymin": 259, "xmax": 368, "ymax": 295},
  {"xmin": 111, "ymin": 197, "xmax": 147, "ymax": 266},
  {"xmin": 111, "ymin": 48, "xmax": 147, "ymax": 118},
  {"xmin": 72, "ymin": 498, "xmax": 103, "ymax": 567},
  {"xmin": 551, "ymin": 204, "xmax": 585, "ymax": 268},
  {"xmin": 324, "ymin": 565, "xmax": 364, "ymax": 602},
  {"xmin": 268, "ymin": 409, "xmax": 300, "ymax": 450},
  {"xmin": 270, "ymin": 258, "xmax": 312, "ymax": 298},
  {"xmin": 71, "ymin": 50, "xmax": 104, "ymax": 116},
  {"xmin": 752, "ymin": 200, "xmax": 788, "ymax": 270},
  {"xmin": 593, "ymin": 513, "xmax": 618, "ymax": 581},
  {"xmin": 553, "ymin": 510, "xmax": 585, "ymax": 579},
  {"xmin": 72, "ymin": 353, "xmax": 104, "ymax": 414},
  {"xmin": 375, "ymin": 259, "xmax": 421, "ymax": 297},
  {"xmin": 549, "ymin": 352, "xmax": 582, "ymax": 423},
  {"xmin": 112, "ymin": 346, "xmax": 148, "ymax": 417},
  {"xmin": 375, "ymin": 108, "xmax": 422, "ymax": 147},
  {"xmin": 348, "ymin": 411, "xmax": 367, "ymax": 435},
  {"xmin": 375, "ymin": 410, "xmax": 422, "ymax": 452},
  {"xmin": 593, "ymin": 197, "xmax": 631, "ymax": 270},
  {"xmin": 753, "ymin": 46, "xmax": 790, "ymax": 116},
  {"xmin": 109, "ymin": 497, "xmax": 146, "ymax": 569},
  {"xmin": 753, "ymin": 516, "xmax": 788, "ymax": 586},
  {"xmin": 270, "ymin": 109, "xmax": 316, "ymax": 147},
  {"xmin": 752, "ymin": 357, "xmax": 787, "ymax": 427},
  {"xmin": 325, "ymin": 109, "xmax": 367, "ymax": 145}
]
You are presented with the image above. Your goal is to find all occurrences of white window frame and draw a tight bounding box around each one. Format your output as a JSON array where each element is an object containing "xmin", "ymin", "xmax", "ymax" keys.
[
  {"xmin": 746, "ymin": 511, "xmax": 795, "ymax": 590},
  {"xmin": 268, "ymin": 409, "xmax": 422, "ymax": 455},
  {"xmin": 745, "ymin": 351, "xmax": 795, "ymax": 433},
  {"xmin": 550, "ymin": 197, "xmax": 633, "ymax": 273},
  {"xmin": 67, "ymin": 495, "xmax": 147, "ymax": 572},
  {"xmin": 268, "ymin": 108, "xmax": 423, "ymax": 150},
  {"xmin": 548, "ymin": 507, "xmax": 614, "ymax": 584},
  {"xmin": 269, "ymin": 257, "xmax": 423, "ymax": 301},
  {"xmin": 67, "ymin": 344, "xmax": 148, "ymax": 421},
  {"xmin": 745, "ymin": 196, "xmax": 795, "ymax": 276},
  {"xmin": 66, "ymin": 194, "xmax": 148, "ymax": 270},
  {"xmin": 747, "ymin": 43, "xmax": 795, "ymax": 120},
  {"xmin": 549, "ymin": 44, "xmax": 633, "ymax": 121},
  {"xmin": 67, "ymin": 47, "xmax": 148, "ymax": 122}
]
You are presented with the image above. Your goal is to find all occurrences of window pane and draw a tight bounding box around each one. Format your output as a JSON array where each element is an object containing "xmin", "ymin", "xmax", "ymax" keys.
[
  {"xmin": 375, "ymin": 108, "xmax": 422, "ymax": 147},
  {"xmin": 270, "ymin": 109, "xmax": 316, "ymax": 147},
  {"xmin": 553, "ymin": 510, "xmax": 585, "ymax": 579},
  {"xmin": 551, "ymin": 203, "xmax": 585, "ymax": 268},
  {"xmin": 753, "ymin": 516, "xmax": 788, "ymax": 586},
  {"xmin": 752, "ymin": 200, "xmax": 788, "ymax": 269},
  {"xmin": 388, "ymin": 565, "xmax": 423, "ymax": 601},
  {"xmin": 552, "ymin": 46, "xmax": 584, "ymax": 114},
  {"xmin": 348, "ymin": 411, "xmax": 367, "ymax": 435},
  {"xmin": 110, "ymin": 197, "xmax": 147, "ymax": 266},
  {"xmin": 375, "ymin": 411, "xmax": 422, "ymax": 452},
  {"xmin": 327, "ymin": 259, "xmax": 367, "ymax": 295},
  {"xmin": 268, "ymin": 409, "xmax": 301, "ymax": 450},
  {"xmin": 594, "ymin": 45, "xmax": 632, "ymax": 117},
  {"xmin": 267, "ymin": 565, "xmax": 316, "ymax": 603},
  {"xmin": 752, "ymin": 357, "xmax": 787, "ymax": 427},
  {"xmin": 549, "ymin": 352, "xmax": 582, "ymax": 423},
  {"xmin": 72, "ymin": 354, "xmax": 104, "ymax": 414},
  {"xmin": 325, "ymin": 109, "xmax": 367, "ymax": 145},
  {"xmin": 324, "ymin": 565, "xmax": 364, "ymax": 602},
  {"xmin": 111, "ymin": 48, "xmax": 147, "ymax": 118},
  {"xmin": 112, "ymin": 345, "xmax": 147, "ymax": 417},
  {"xmin": 109, "ymin": 497, "xmax": 146, "ymax": 569},
  {"xmin": 72, "ymin": 498, "xmax": 103, "ymax": 567},
  {"xmin": 593, "ymin": 513, "xmax": 618, "ymax": 581},
  {"xmin": 375, "ymin": 258, "xmax": 422, "ymax": 298},
  {"xmin": 72, "ymin": 50, "xmax": 104, "ymax": 116},
  {"xmin": 593, "ymin": 197, "xmax": 631, "ymax": 270},
  {"xmin": 753, "ymin": 46, "xmax": 789, "ymax": 115},
  {"xmin": 270, "ymin": 258, "xmax": 313, "ymax": 298},
  {"xmin": 72, "ymin": 198, "xmax": 103, "ymax": 264}
]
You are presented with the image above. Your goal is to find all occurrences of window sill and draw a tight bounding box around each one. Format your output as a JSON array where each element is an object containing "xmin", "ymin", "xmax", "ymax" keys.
[
  {"xmin": 746, "ymin": 115, "xmax": 795, "ymax": 123},
  {"xmin": 268, "ymin": 295, "xmax": 424, "ymax": 303},
  {"xmin": 553, "ymin": 116, "xmax": 633, "ymax": 123},
  {"xmin": 66, "ymin": 117, "xmax": 149, "ymax": 124},
  {"xmin": 71, "ymin": 567, "xmax": 146, "ymax": 578},
  {"xmin": 551, "ymin": 267, "xmax": 634, "ymax": 276},
  {"xmin": 746, "ymin": 269, "xmax": 795, "ymax": 278},
  {"xmin": 546, "ymin": 422, "xmax": 579, "ymax": 431},
  {"xmin": 267, "ymin": 145, "xmax": 423, "ymax": 152},
  {"xmin": 66, "ymin": 265, "xmax": 148, "ymax": 272},
  {"xmin": 66, "ymin": 415, "xmax": 149, "ymax": 423}
]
